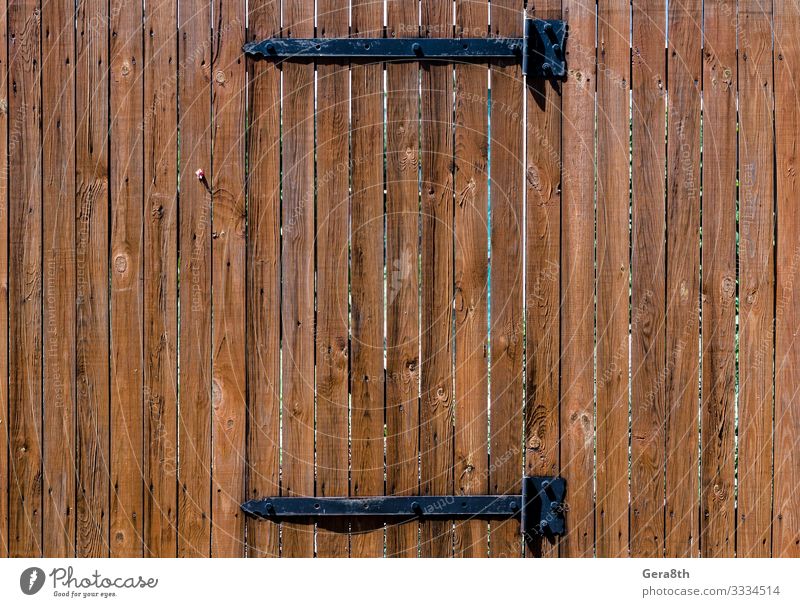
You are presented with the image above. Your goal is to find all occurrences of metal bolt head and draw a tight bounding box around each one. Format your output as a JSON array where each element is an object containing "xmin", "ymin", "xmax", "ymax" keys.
[
  {"xmin": 543, "ymin": 23, "xmax": 553, "ymax": 33},
  {"xmin": 541, "ymin": 63, "xmax": 552, "ymax": 74},
  {"xmin": 412, "ymin": 42, "xmax": 422, "ymax": 55},
  {"xmin": 540, "ymin": 519, "xmax": 549, "ymax": 528},
  {"xmin": 509, "ymin": 501, "xmax": 518, "ymax": 511}
]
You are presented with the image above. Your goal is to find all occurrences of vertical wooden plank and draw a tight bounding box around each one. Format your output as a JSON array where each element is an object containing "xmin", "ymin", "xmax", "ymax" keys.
[
  {"xmin": 246, "ymin": 0, "xmax": 281, "ymax": 558},
  {"xmin": 211, "ymin": 0, "xmax": 247, "ymax": 558},
  {"xmin": 664, "ymin": 0, "xmax": 701, "ymax": 558},
  {"xmin": 525, "ymin": 0, "xmax": 561, "ymax": 561},
  {"xmin": 419, "ymin": 0, "xmax": 454, "ymax": 558},
  {"xmin": 75, "ymin": 0, "xmax": 110, "ymax": 557},
  {"xmin": 488, "ymin": 0, "xmax": 522, "ymax": 558},
  {"xmin": 701, "ymin": 0, "xmax": 737, "ymax": 558},
  {"xmin": 559, "ymin": 0, "xmax": 596, "ymax": 558},
  {"xmin": 349, "ymin": 0, "xmax": 385, "ymax": 558},
  {"xmin": 0, "ymin": 0, "xmax": 7, "ymax": 558},
  {"xmin": 385, "ymin": 0, "xmax": 420, "ymax": 559},
  {"xmin": 281, "ymin": 0, "xmax": 315, "ymax": 557},
  {"xmin": 630, "ymin": 0, "xmax": 666, "ymax": 557},
  {"xmin": 8, "ymin": 0, "xmax": 42, "ymax": 557},
  {"xmin": 109, "ymin": 0, "xmax": 144, "ymax": 557},
  {"xmin": 143, "ymin": 0, "xmax": 178, "ymax": 557},
  {"xmin": 595, "ymin": 0, "xmax": 629, "ymax": 558},
  {"xmin": 42, "ymin": 0, "xmax": 76, "ymax": 557},
  {"xmin": 773, "ymin": 0, "xmax": 800, "ymax": 558},
  {"xmin": 313, "ymin": 0, "xmax": 349, "ymax": 558},
  {"xmin": 178, "ymin": 0, "xmax": 212, "ymax": 557},
  {"xmin": 737, "ymin": 0, "xmax": 774, "ymax": 558},
  {"xmin": 453, "ymin": 0, "xmax": 489, "ymax": 558}
]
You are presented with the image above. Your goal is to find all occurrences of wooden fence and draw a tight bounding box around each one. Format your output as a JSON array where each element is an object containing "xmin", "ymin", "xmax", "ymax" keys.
[{"xmin": 0, "ymin": 0, "xmax": 797, "ymax": 557}]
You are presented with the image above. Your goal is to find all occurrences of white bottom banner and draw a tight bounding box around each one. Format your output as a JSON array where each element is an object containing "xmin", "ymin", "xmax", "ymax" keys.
[{"xmin": 0, "ymin": 558, "xmax": 795, "ymax": 606}]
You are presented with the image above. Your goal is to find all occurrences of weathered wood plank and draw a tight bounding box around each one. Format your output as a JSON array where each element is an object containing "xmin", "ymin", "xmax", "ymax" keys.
[
  {"xmin": 0, "ymin": 0, "xmax": 7, "ymax": 558},
  {"xmin": 280, "ymin": 0, "xmax": 315, "ymax": 557},
  {"xmin": 737, "ymin": 0, "xmax": 775, "ymax": 558},
  {"xmin": 701, "ymin": 0, "xmax": 737, "ymax": 558},
  {"xmin": 143, "ymin": 0, "xmax": 178, "ymax": 558},
  {"xmin": 75, "ymin": 0, "xmax": 110, "ymax": 557},
  {"xmin": 773, "ymin": 0, "xmax": 800, "ymax": 558},
  {"xmin": 210, "ymin": 0, "xmax": 247, "ymax": 558},
  {"xmin": 350, "ymin": 0, "xmax": 385, "ymax": 558},
  {"xmin": 419, "ymin": 0, "xmax": 455, "ymax": 558},
  {"xmin": 559, "ymin": 0, "xmax": 596, "ymax": 558},
  {"xmin": 109, "ymin": 0, "xmax": 144, "ymax": 557},
  {"xmin": 664, "ymin": 0, "xmax": 701, "ymax": 558},
  {"xmin": 453, "ymin": 0, "xmax": 489, "ymax": 558},
  {"xmin": 385, "ymin": 0, "xmax": 421, "ymax": 559},
  {"xmin": 595, "ymin": 0, "xmax": 629, "ymax": 559},
  {"xmin": 315, "ymin": 0, "xmax": 350, "ymax": 558},
  {"xmin": 246, "ymin": 0, "xmax": 281, "ymax": 558},
  {"xmin": 178, "ymin": 0, "xmax": 212, "ymax": 557},
  {"xmin": 42, "ymin": 0, "xmax": 76, "ymax": 557},
  {"xmin": 8, "ymin": 0, "xmax": 43, "ymax": 557},
  {"xmin": 630, "ymin": 0, "xmax": 666, "ymax": 557},
  {"xmin": 488, "ymin": 0, "xmax": 523, "ymax": 558}
]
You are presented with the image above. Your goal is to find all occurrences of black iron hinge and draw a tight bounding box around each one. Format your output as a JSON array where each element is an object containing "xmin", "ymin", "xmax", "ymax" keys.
[
  {"xmin": 241, "ymin": 475, "xmax": 566, "ymax": 546},
  {"xmin": 244, "ymin": 19, "xmax": 567, "ymax": 79}
]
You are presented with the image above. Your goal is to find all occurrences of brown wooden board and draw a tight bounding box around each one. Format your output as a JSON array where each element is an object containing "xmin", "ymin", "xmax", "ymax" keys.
[
  {"xmin": 773, "ymin": 0, "xmax": 800, "ymax": 558},
  {"xmin": 143, "ymin": 0, "xmax": 178, "ymax": 557},
  {"xmin": 630, "ymin": 0, "xmax": 666, "ymax": 557},
  {"xmin": 315, "ymin": 0, "xmax": 350, "ymax": 558},
  {"xmin": 559, "ymin": 0, "xmax": 596, "ymax": 558},
  {"xmin": 701, "ymin": 0, "xmax": 737, "ymax": 558},
  {"xmin": 420, "ymin": 0, "xmax": 455, "ymax": 558},
  {"xmin": 42, "ymin": 0, "xmax": 76, "ymax": 557},
  {"xmin": 109, "ymin": 0, "xmax": 144, "ymax": 557},
  {"xmin": 8, "ymin": 0, "xmax": 42, "ymax": 557},
  {"xmin": 595, "ymin": 0, "xmax": 629, "ymax": 558},
  {"xmin": 281, "ymin": 0, "xmax": 315, "ymax": 557},
  {"xmin": 489, "ymin": 0, "xmax": 523, "ymax": 558},
  {"xmin": 178, "ymin": 0, "xmax": 212, "ymax": 557},
  {"xmin": 75, "ymin": 0, "xmax": 110, "ymax": 557},
  {"xmin": 350, "ymin": 0, "xmax": 386, "ymax": 558},
  {"xmin": 0, "ymin": 0, "xmax": 7, "ymax": 558},
  {"xmin": 246, "ymin": 0, "xmax": 281, "ymax": 558},
  {"xmin": 737, "ymin": 0, "xmax": 775, "ymax": 558},
  {"xmin": 385, "ymin": 0, "xmax": 421, "ymax": 559},
  {"xmin": 664, "ymin": 0, "xmax": 701, "ymax": 558},
  {"xmin": 453, "ymin": 0, "xmax": 489, "ymax": 558},
  {"xmin": 210, "ymin": 0, "xmax": 247, "ymax": 558}
]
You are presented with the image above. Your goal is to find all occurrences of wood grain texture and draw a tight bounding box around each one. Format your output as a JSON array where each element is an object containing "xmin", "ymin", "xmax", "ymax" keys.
[
  {"xmin": 350, "ymin": 0, "xmax": 385, "ymax": 558},
  {"xmin": 559, "ymin": 0, "xmax": 595, "ymax": 558},
  {"xmin": 178, "ymin": 0, "xmax": 212, "ymax": 557},
  {"xmin": 737, "ymin": 0, "xmax": 775, "ymax": 558},
  {"xmin": 280, "ymin": 0, "xmax": 315, "ymax": 557},
  {"xmin": 42, "ymin": 0, "xmax": 76, "ymax": 557},
  {"xmin": 210, "ymin": 0, "xmax": 247, "ymax": 558},
  {"xmin": 8, "ymin": 0, "xmax": 43, "ymax": 557},
  {"xmin": 595, "ymin": 0, "xmax": 629, "ymax": 558},
  {"xmin": 773, "ymin": 0, "xmax": 800, "ymax": 558},
  {"xmin": 664, "ymin": 0, "xmax": 700, "ymax": 558},
  {"xmin": 385, "ymin": 0, "xmax": 421, "ymax": 559},
  {"xmin": 314, "ymin": 0, "xmax": 350, "ymax": 558},
  {"xmin": 701, "ymin": 0, "xmax": 737, "ymax": 558},
  {"xmin": 453, "ymin": 0, "xmax": 489, "ymax": 559},
  {"xmin": 75, "ymin": 0, "xmax": 110, "ymax": 557},
  {"xmin": 245, "ymin": 0, "xmax": 281, "ymax": 558},
  {"xmin": 419, "ymin": 0, "xmax": 455, "ymax": 558},
  {"xmin": 0, "ymin": 0, "xmax": 7, "ymax": 558},
  {"xmin": 488, "ymin": 0, "xmax": 523, "ymax": 559},
  {"xmin": 109, "ymin": 0, "xmax": 144, "ymax": 557},
  {"xmin": 143, "ymin": 0, "xmax": 178, "ymax": 557},
  {"xmin": 630, "ymin": 0, "xmax": 666, "ymax": 557},
  {"xmin": 525, "ymin": 0, "xmax": 561, "ymax": 559}
]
